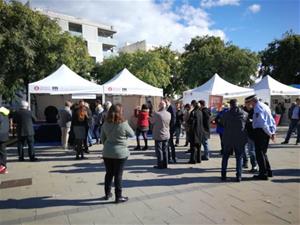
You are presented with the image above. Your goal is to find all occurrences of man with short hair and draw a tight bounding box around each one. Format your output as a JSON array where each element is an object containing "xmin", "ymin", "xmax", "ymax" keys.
[
  {"xmin": 247, "ymin": 95, "xmax": 276, "ymax": 180},
  {"xmin": 14, "ymin": 101, "xmax": 37, "ymax": 161},
  {"xmin": 58, "ymin": 101, "xmax": 72, "ymax": 149},
  {"xmin": 163, "ymin": 97, "xmax": 177, "ymax": 163},
  {"xmin": 281, "ymin": 98, "xmax": 300, "ymax": 145},
  {"xmin": 0, "ymin": 105, "xmax": 10, "ymax": 174},
  {"xmin": 152, "ymin": 101, "xmax": 171, "ymax": 169},
  {"xmin": 188, "ymin": 100, "xmax": 205, "ymax": 164},
  {"xmin": 221, "ymin": 99, "xmax": 248, "ymax": 182},
  {"xmin": 199, "ymin": 100, "xmax": 211, "ymax": 160}
]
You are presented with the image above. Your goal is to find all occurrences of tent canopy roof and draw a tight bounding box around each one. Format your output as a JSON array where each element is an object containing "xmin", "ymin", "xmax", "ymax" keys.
[
  {"xmin": 185, "ymin": 73, "xmax": 254, "ymax": 97},
  {"xmin": 253, "ymin": 75, "xmax": 300, "ymax": 95},
  {"xmin": 103, "ymin": 68, "xmax": 163, "ymax": 96},
  {"xmin": 29, "ymin": 64, "xmax": 102, "ymax": 94}
]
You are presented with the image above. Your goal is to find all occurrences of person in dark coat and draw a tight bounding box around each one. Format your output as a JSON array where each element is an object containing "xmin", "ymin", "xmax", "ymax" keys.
[
  {"xmin": 71, "ymin": 104, "xmax": 89, "ymax": 159},
  {"xmin": 174, "ymin": 102, "xmax": 183, "ymax": 146},
  {"xmin": 188, "ymin": 100, "xmax": 205, "ymax": 164},
  {"xmin": 14, "ymin": 101, "xmax": 37, "ymax": 161},
  {"xmin": 199, "ymin": 100, "xmax": 211, "ymax": 160},
  {"xmin": 164, "ymin": 97, "xmax": 177, "ymax": 163},
  {"xmin": 0, "ymin": 106, "xmax": 10, "ymax": 174},
  {"xmin": 221, "ymin": 99, "xmax": 248, "ymax": 182}
]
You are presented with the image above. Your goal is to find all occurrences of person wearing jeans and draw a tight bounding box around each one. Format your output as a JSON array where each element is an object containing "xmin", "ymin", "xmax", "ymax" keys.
[
  {"xmin": 101, "ymin": 104, "xmax": 135, "ymax": 203},
  {"xmin": 152, "ymin": 101, "xmax": 171, "ymax": 169},
  {"xmin": 134, "ymin": 104, "xmax": 149, "ymax": 150},
  {"xmin": 243, "ymin": 101, "xmax": 257, "ymax": 172},
  {"xmin": 199, "ymin": 100, "xmax": 211, "ymax": 160},
  {"xmin": 164, "ymin": 97, "xmax": 176, "ymax": 163},
  {"xmin": 221, "ymin": 99, "xmax": 248, "ymax": 182},
  {"xmin": 282, "ymin": 98, "xmax": 300, "ymax": 145}
]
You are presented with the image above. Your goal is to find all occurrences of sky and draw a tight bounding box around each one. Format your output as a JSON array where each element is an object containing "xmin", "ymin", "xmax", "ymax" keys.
[{"xmin": 22, "ymin": 0, "xmax": 300, "ymax": 52}]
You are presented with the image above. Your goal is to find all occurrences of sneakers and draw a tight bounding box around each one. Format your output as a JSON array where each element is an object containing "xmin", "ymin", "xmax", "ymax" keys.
[
  {"xmin": 281, "ymin": 141, "xmax": 288, "ymax": 144},
  {"xmin": 0, "ymin": 165, "xmax": 7, "ymax": 174},
  {"xmin": 249, "ymin": 167, "xmax": 258, "ymax": 173}
]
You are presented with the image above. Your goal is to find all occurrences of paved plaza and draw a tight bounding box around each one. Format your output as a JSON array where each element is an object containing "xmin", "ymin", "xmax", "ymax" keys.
[{"xmin": 0, "ymin": 131, "xmax": 299, "ymax": 225}]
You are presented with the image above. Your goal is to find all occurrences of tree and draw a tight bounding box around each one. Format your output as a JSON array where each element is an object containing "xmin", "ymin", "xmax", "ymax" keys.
[
  {"xmin": 92, "ymin": 49, "xmax": 174, "ymax": 95},
  {"xmin": 181, "ymin": 36, "xmax": 259, "ymax": 88},
  {"xmin": 152, "ymin": 45, "xmax": 185, "ymax": 96},
  {"xmin": 259, "ymin": 32, "xmax": 300, "ymax": 84},
  {"xmin": 0, "ymin": 0, "xmax": 94, "ymax": 100}
]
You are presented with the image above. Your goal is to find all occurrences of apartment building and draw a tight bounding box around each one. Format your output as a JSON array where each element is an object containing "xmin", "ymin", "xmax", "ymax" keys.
[
  {"xmin": 119, "ymin": 40, "xmax": 157, "ymax": 53},
  {"xmin": 36, "ymin": 8, "xmax": 117, "ymax": 62}
]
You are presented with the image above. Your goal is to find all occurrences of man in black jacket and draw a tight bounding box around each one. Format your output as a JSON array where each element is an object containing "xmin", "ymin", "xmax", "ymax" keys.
[
  {"xmin": 188, "ymin": 100, "xmax": 205, "ymax": 164},
  {"xmin": 0, "ymin": 105, "xmax": 10, "ymax": 174},
  {"xmin": 221, "ymin": 99, "xmax": 248, "ymax": 182},
  {"xmin": 199, "ymin": 100, "xmax": 211, "ymax": 161},
  {"xmin": 164, "ymin": 97, "xmax": 177, "ymax": 163},
  {"xmin": 14, "ymin": 101, "xmax": 37, "ymax": 161}
]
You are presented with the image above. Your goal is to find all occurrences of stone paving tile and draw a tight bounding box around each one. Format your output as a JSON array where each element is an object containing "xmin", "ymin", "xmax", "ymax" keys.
[{"xmin": 1, "ymin": 133, "xmax": 299, "ymax": 225}]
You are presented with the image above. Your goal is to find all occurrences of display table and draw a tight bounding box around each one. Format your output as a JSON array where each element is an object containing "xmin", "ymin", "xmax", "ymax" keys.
[{"xmin": 34, "ymin": 122, "xmax": 61, "ymax": 143}]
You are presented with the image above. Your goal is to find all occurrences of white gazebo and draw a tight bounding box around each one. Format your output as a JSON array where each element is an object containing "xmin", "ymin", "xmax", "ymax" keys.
[
  {"xmin": 28, "ymin": 64, "xmax": 103, "ymax": 119},
  {"xmin": 183, "ymin": 73, "xmax": 255, "ymax": 104},
  {"xmin": 103, "ymin": 68, "xmax": 163, "ymax": 97},
  {"xmin": 253, "ymin": 75, "xmax": 300, "ymax": 105},
  {"xmin": 102, "ymin": 68, "xmax": 163, "ymax": 121}
]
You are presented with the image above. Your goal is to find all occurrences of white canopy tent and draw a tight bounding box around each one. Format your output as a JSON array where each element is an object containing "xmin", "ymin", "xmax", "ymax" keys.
[
  {"xmin": 28, "ymin": 64, "xmax": 103, "ymax": 119},
  {"xmin": 29, "ymin": 64, "xmax": 103, "ymax": 96},
  {"xmin": 252, "ymin": 75, "xmax": 300, "ymax": 105},
  {"xmin": 28, "ymin": 64, "xmax": 103, "ymax": 105},
  {"xmin": 103, "ymin": 68, "xmax": 163, "ymax": 97},
  {"xmin": 183, "ymin": 73, "xmax": 255, "ymax": 104}
]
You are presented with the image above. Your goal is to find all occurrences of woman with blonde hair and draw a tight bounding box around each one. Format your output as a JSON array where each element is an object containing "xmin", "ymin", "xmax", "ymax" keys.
[{"xmin": 101, "ymin": 104, "xmax": 134, "ymax": 203}]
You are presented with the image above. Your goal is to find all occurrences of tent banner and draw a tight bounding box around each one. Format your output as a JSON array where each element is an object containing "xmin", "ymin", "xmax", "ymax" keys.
[{"xmin": 209, "ymin": 95, "xmax": 223, "ymax": 111}]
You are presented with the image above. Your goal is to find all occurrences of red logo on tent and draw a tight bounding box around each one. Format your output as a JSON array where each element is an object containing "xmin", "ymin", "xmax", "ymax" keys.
[
  {"xmin": 34, "ymin": 86, "xmax": 39, "ymax": 91},
  {"xmin": 108, "ymin": 87, "xmax": 112, "ymax": 91}
]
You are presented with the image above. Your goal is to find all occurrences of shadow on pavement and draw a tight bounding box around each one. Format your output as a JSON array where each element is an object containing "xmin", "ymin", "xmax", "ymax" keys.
[{"xmin": 0, "ymin": 196, "xmax": 111, "ymax": 210}]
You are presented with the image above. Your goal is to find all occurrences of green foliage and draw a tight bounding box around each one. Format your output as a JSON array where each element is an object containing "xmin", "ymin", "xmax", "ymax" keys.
[
  {"xmin": 92, "ymin": 48, "xmax": 178, "ymax": 95},
  {"xmin": 181, "ymin": 36, "xmax": 259, "ymax": 88},
  {"xmin": 259, "ymin": 31, "xmax": 300, "ymax": 84},
  {"xmin": 0, "ymin": 0, "xmax": 93, "ymax": 100}
]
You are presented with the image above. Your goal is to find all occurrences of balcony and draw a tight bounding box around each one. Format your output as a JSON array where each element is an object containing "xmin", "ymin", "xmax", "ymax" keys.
[
  {"xmin": 98, "ymin": 36, "xmax": 117, "ymax": 47},
  {"xmin": 68, "ymin": 30, "xmax": 82, "ymax": 37},
  {"xmin": 103, "ymin": 51, "xmax": 118, "ymax": 59}
]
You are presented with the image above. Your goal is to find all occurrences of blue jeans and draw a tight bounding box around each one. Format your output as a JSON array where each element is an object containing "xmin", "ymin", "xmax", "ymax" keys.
[
  {"xmin": 175, "ymin": 126, "xmax": 181, "ymax": 144},
  {"xmin": 202, "ymin": 137, "xmax": 210, "ymax": 158},
  {"xmin": 87, "ymin": 127, "xmax": 93, "ymax": 145},
  {"xmin": 243, "ymin": 138, "xmax": 257, "ymax": 168},
  {"xmin": 222, "ymin": 146, "xmax": 243, "ymax": 178},
  {"xmin": 155, "ymin": 140, "xmax": 168, "ymax": 168},
  {"xmin": 285, "ymin": 119, "xmax": 300, "ymax": 143}
]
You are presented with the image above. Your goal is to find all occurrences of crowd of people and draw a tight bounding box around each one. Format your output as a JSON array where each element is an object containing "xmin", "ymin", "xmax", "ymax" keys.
[{"xmin": 0, "ymin": 96, "xmax": 299, "ymax": 203}]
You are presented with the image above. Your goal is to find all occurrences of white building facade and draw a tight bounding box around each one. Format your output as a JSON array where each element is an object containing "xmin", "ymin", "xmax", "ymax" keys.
[
  {"xmin": 119, "ymin": 40, "xmax": 157, "ymax": 53},
  {"xmin": 36, "ymin": 9, "xmax": 117, "ymax": 62}
]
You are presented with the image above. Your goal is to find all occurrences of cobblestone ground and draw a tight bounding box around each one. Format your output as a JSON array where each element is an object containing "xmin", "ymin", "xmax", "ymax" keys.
[{"xmin": 0, "ymin": 131, "xmax": 299, "ymax": 225}]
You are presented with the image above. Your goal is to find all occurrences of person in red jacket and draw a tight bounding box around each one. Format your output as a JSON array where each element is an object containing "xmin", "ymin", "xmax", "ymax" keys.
[{"xmin": 134, "ymin": 104, "xmax": 149, "ymax": 150}]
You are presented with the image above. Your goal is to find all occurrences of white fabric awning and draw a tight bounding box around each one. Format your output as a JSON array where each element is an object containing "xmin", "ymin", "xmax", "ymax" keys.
[
  {"xmin": 253, "ymin": 75, "xmax": 300, "ymax": 96},
  {"xmin": 103, "ymin": 68, "xmax": 163, "ymax": 97},
  {"xmin": 183, "ymin": 73, "xmax": 254, "ymax": 104},
  {"xmin": 28, "ymin": 64, "xmax": 102, "ymax": 95}
]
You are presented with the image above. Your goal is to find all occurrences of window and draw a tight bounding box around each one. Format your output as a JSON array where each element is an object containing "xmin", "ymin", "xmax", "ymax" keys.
[{"xmin": 68, "ymin": 22, "xmax": 82, "ymax": 33}]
